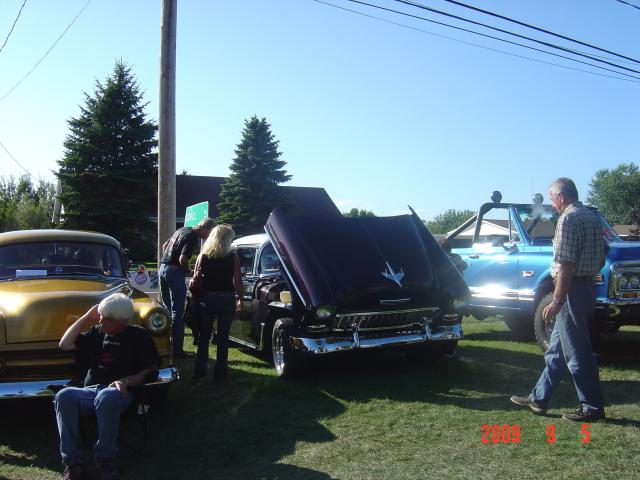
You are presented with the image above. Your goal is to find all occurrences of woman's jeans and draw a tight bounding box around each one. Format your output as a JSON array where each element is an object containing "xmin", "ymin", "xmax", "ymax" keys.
[
  {"xmin": 159, "ymin": 263, "xmax": 187, "ymax": 355},
  {"xmin": 54, "ymin": 385, "xmax": 133, "ymax": 465},
  {"xmin": 194, "ymin": 293, "xmax": 235, "ymax": 379}
]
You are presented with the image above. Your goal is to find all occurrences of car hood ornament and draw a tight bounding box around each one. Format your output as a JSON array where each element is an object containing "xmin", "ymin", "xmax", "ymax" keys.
[{"xmin": 382, "ymin": 261, "xmax": 405, "ymax": 287}]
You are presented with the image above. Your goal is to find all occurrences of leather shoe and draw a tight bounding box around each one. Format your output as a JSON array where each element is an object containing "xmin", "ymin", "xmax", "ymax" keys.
[
  {"xmin": 510, "ymin": 395, "xmax": 547, "ymax": 415},
  {"xmin": 562, "ymin": 405, "xmax": 605, "ymax": 422}
]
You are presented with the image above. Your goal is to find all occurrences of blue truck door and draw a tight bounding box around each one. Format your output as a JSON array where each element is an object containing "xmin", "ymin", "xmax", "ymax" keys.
[{"xmin": 455, "ymin": 206, "xmax": 522, "ymax": 314}]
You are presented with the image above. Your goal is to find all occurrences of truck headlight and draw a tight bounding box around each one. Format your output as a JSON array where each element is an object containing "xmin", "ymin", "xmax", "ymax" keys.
[
  {"xmin": 629, "ymin": 275, "xmax": 640, "ymax": 289},
  {"xmin": 145, "ymin": 309, "xmax": 170, "ymax": 335},
  {"xmin": 619, "ymin": 275, "xmax": 628, "ymax": 289}
]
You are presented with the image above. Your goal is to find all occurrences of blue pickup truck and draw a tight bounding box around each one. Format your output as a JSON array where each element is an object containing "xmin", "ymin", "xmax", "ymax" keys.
[{"xmin": 449, "ymin": 191, "xmax": 640, "ymax": 352}]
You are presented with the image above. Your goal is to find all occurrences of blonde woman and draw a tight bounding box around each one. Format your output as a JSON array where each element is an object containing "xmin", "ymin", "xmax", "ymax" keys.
[{"xmin": 192, "ymin": 224, "xmax": 242, "ymax": 381}]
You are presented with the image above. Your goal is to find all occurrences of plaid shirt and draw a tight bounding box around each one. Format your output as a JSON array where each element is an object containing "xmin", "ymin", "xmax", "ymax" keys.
[{"xmin": 551, "ymin": 201, "xmax": 607, "ymax": 278}]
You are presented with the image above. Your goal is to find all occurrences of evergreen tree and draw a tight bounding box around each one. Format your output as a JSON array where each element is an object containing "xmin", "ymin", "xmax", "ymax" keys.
[
  {"xmin": 56, "ymin": 61, "xmax": 157, "ymax": 259},
  {"xmin": 218, "ymin": 116, "xmax": 291, "ymax": 234}
]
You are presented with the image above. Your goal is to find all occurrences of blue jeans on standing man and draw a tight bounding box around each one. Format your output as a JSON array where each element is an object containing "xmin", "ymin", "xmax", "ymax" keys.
[
  {"xmin": 193, "ymin": 293, "xmax": 235, "ymax": 380},
  {"xmin": 531, "ymin": 277, "xmax": 604, "ymax": 413},
  {"xmin": 54, "ymin": 385, "xmax": 133, "ymax": 465},
  {"xmin": 159, "ymin": 263, "xmax": 187, "ymax": 355}
]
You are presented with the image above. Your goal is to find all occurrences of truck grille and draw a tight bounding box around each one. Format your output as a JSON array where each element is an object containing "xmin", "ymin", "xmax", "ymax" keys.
[{"xmin": 333, "ymin": 307, "xmax": 440, "ymax": 332}]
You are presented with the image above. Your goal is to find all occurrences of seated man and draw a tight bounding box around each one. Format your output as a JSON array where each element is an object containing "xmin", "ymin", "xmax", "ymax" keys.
[{"xmin": 55, "ymin": 293, "xmax": 160, "ymax": 480}]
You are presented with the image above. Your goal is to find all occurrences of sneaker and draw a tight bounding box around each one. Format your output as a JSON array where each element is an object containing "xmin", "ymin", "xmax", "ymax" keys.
[
  {"xmin": 61, "ymin": 464, "xmax": 85, "ymax": 480},
  {"xmin": 562, "ymin": 405, "xmax": 605, "ymax": 422},
  {"xmin": 95, "ymin": 459, "xmax": 121, "ymax": 480},
  {"xmin": 510, "ymin": 395, "xmax": 547, "ymax": 415}
]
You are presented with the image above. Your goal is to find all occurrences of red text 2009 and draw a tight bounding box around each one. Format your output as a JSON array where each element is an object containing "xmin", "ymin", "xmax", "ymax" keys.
[{"xmin": 481, "ymin": 424, "xmax": 591, "ymax": 444}]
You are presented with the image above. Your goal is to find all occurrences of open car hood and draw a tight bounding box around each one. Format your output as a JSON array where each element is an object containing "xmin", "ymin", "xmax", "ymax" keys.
[{"xmin": 265, "ymin": 208, "xmax": 469, "ymax": 312}]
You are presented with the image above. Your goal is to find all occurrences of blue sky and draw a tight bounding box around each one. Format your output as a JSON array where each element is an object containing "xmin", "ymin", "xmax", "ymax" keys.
[{"xmin": 0, "ymin": 0, "xmax": 638, "ymax": 220}]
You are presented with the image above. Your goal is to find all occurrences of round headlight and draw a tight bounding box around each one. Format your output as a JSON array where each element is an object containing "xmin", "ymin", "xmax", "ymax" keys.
[
  {"xmin": 629, "ymin": 275, "xmax": 640, "ymax": 289},
  {"xmin": 315, "ymin": 305, "xmax": 335, "ymax": 320},
  {"xmin": 619, "ymin": 275, "xmax": 629, "ymax": 289},
  {"xmin": 145, "ymin": 310, "xmax": 170, "ymax": 335}
]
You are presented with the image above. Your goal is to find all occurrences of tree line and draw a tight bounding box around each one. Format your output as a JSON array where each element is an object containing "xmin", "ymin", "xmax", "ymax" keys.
[{"xmin": 1, "ymin": 60, "xmax": 638, "ymax": 257}]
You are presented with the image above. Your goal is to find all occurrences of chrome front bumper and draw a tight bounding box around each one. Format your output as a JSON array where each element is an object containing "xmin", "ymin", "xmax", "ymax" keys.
[
  {"xmin": 0, "ymin": 366, "xmax": 179, "ymax": 399},
  {"xmin": 290, "ymin": 324, "xmax": 463, "ymax": 355}
]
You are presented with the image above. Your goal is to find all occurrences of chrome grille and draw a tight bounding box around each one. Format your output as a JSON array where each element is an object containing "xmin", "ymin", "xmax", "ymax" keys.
[{"xmin": 333, "ymin": 307, "xmax": 439, "ymax": 332}]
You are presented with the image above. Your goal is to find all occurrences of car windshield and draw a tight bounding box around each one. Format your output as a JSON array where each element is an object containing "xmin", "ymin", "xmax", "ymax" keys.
[
  {"xmin": 0, "ymin": 241, "xmax": 125, "ymax": 280},
  {"xmin": 514, "ymin": 205, "xmax": 621, "ymax": 242}
]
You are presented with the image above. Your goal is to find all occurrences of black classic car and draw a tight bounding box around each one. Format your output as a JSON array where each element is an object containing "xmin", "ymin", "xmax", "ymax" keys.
[{"xmin": 228, "ymin": 208, "xmax": 469, "ymax": 377}]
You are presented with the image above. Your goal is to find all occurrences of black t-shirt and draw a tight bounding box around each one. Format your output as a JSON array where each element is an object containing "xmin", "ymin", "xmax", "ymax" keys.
[
  {"xmin": 201, "ymin": 253, "xmax": 236, "ymax": 293},
  {"xmin": 76, "ymin": 325, "xmax": 160, "ymax": 387},
  {"xmin": 161, "ymin": 227, "xmax": 199, "ymax": 268}
]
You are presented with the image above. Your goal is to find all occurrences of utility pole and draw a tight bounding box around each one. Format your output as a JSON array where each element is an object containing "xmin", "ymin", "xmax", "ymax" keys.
[{"xmin": 158, "ymin": 0, "xmax": 177, "ymax": 264}]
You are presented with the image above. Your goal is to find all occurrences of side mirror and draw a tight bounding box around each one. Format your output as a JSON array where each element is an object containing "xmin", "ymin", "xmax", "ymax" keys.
[{"xmin": 503, "ymin": 242, "xmax": 518, "ymax": 253}]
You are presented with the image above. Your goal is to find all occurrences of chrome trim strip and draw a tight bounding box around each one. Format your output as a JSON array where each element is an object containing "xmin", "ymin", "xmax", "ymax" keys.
[
  {"xmin": 379, "ymin": 298, "xmax": 411, "ymax": 305},
  {"xmin": 336, "ymin": 307, "xmax": 439, "ymax": 318},
  {"xmin": 264, "ymin": 226, "xmax": 307, "ymax": 308},
  {"xmin": 290, "ymin": 324, "xmax": 462, "ymax": 355},
  {"xmin": 597, "ymin": 298, "xmax": 640, "ymax": 306},
  {"xmin": 0, "ymin": 367, "xmax": 179, "ymax": 399}
]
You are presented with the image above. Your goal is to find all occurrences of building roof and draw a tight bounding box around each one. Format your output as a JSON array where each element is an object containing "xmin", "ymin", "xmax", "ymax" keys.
[{"xmin": 174, "ymin": 175, "xmax": 340, "ymax": 222}]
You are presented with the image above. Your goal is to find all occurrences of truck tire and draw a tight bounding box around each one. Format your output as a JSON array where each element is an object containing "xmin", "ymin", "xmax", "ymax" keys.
[
  {"xmin": 534, "ymin": 292, "xmax": 554, "ymax": 352},
  {"xmin": 534, "ymin": 292, "xmax": 604, "ymax": 354}
]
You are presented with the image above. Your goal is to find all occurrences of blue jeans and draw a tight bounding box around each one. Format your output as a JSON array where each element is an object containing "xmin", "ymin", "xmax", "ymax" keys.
[
  {"xmin": 194, "ymin": 293, "xmax": 235, "ymax": 378},
  {"xmin": 54, "ymin": 385, "xmax": 133, "ymax": 464},
  {"xmin": 531, "ymin": 278, "xmax": 604, "ymax": 412},
  {"xmin": 159, "ymin": 263, "xmax": 187, "ymax": 354}
]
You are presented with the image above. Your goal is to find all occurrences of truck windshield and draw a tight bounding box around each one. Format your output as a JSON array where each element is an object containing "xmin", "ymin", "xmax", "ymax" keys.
[
  {"xmin": 515, "ymin": 205, "xmax": 621, "ymax": 243},
  {"xmin": 0, "ymin": 242, "xmax": 125, "ymax": 280}
]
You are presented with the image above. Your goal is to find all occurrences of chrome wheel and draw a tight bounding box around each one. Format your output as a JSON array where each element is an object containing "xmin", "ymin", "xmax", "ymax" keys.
[
  {"xmin": 272, "ymin": 325, "xmax": 285, "ymax": 375},
  {"xmin": 271, "ymin": 318, "xmax": 303, "ymax": 378}
]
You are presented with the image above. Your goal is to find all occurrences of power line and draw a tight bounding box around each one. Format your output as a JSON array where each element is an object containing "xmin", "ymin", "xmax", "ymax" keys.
[
  {"xmin": 0, "ymin": 140, "xmax": 29, "ymax": 176},
  {"xmin": 435, "ymin": 0, "xmax": 640, "ymax": 65},
  {"xmin": 312, "ymin": 0, "xmax": 640, "ymax": 84},
  {"xmin": 616, "ymin": 0, "xmax": 640, "ymax": 11},
  {"xmin": 323, "ymin": 0, "xmax": 640, "ymax": 82},
  {"xmin": 0, "ymin": 0, "xmax": 92, "ymax": 104},
  {"xmin": 0, "ymin": 0, "xmax": 27, "ymax": 56},
  {"xmin": 386, "ymin": 0, "xmax": 640, "ymax": 75}
]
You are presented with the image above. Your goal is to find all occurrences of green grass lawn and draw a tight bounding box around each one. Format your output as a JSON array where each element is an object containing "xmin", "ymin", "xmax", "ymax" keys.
[{"xmin": 1, "ymin": 317, "xmax": 639, "ymax": 479}]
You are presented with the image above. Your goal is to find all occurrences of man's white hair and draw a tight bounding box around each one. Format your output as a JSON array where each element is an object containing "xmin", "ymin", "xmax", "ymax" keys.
[{"xmin": 98, "ymin": 293, "xmax": 134, "ymax": 324}]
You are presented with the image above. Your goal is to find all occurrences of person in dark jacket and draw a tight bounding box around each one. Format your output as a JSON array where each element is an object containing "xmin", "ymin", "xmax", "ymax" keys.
[
  {"xmin": 191, "ymin": 224, "xmax": 243, "ymax": 381},
  {"xmin": 159, "ymin": 218, "xmax": 215, "ymax": 358}
]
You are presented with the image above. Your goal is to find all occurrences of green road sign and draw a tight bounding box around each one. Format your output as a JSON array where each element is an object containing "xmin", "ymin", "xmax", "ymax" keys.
[{"xmin": 184, "ymin": 201, "xmax": 209, "ymax": 227}]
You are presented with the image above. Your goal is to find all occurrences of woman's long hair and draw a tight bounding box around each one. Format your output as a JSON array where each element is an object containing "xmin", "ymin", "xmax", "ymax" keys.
[{"xmin": 201, "ymin": 224, "xmax": 235, "ymax": 259}]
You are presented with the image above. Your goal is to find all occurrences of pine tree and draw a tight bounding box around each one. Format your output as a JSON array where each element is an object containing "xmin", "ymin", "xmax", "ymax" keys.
[
  {"xmin": 218, "ymin": 116, "xmax": 291, "ymax": 234},
  {"xmin": 56, "ymin": 61, "xmax": 157, "ymax": 259}
]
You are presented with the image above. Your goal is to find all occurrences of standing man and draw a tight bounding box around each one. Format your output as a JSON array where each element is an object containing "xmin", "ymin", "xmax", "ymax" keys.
[
  {"xmin": 511, "ymin": 177, "xmax": 607, "ymax": 422},
  {"xmin": 159, "ymin": 218, "xmax": 215, "ymax": 358},
  {"xmin": 55, "ymin": 293, "xmax": 160, "ymax": 480}
]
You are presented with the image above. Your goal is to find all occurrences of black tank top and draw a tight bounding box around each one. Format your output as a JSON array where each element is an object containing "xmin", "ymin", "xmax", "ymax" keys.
[{"xmin": 200, "ymin": 253, "xmax": 235, "ymax": 293}]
